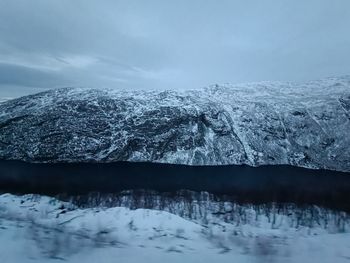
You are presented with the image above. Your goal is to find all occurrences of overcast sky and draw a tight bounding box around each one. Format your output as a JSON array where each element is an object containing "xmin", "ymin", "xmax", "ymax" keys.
[{"xmin": 0, "ymin": 0, "xmax": 350, "ymax": 98}]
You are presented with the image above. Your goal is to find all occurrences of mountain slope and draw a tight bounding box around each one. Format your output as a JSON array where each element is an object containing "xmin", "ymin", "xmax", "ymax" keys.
[{"xmin": 0, "ymin": 77, "xmax": 350, "ymax": 171}]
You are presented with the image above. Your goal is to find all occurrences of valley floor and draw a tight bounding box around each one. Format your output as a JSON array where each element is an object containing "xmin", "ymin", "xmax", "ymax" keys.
[{"xmin": 1, "ymin": 194, "xmax": 350, "ymax": 263}]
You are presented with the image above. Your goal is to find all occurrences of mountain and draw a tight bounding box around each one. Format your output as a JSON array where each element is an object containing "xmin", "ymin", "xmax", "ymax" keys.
[{"xmin": 0, "ymin": 77, "xmax": 350, "ymax": 171}]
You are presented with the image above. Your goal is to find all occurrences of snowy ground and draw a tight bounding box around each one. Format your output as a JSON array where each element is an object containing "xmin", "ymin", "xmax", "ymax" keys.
[{"xmin": 1, "ymin": 194, "xmax": 350, "ymax": 263}]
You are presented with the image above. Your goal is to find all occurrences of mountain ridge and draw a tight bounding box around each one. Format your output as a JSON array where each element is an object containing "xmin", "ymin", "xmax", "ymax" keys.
[{"xmin": 0, "ymin": 77, "xmax": 350, "ymax": 171}]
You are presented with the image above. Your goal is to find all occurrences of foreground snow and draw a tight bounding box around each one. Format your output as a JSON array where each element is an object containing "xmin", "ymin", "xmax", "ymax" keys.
[{"xmin": 1, "ymin": 194, "xmax": 350, "ymax": 262}]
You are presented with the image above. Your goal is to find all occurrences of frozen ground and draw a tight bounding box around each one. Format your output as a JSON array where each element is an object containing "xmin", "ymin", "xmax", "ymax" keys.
[{"xmin": 1, "ymin": 193, "xmax": 350, "ymax": 262}]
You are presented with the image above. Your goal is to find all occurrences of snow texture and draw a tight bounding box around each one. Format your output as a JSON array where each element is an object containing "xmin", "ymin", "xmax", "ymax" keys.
[
  {"xmin": 0, "ymin": 193, "xmax": 350, "ymax": 263},
  {"xmin": 0, "ymin": 76, "xmax": 350, "ymax": 171}
]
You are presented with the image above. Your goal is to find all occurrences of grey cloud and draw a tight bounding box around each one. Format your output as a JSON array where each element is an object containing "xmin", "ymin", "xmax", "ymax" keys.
[
  {"xmin": 0, "ymin": 63, "xmax": 69, "ymax": 87},
  {"xmin": 0, "ymin": 0, "xmax": 350, "ymax": 98}
]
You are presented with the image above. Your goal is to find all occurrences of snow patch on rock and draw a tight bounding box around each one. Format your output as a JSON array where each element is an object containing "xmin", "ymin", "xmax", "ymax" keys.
[{"xmin": 0, "ymin": 77, "xmax": 350, "ymax": 171}]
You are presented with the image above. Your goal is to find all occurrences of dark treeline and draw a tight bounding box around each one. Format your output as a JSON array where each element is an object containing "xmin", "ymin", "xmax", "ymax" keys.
[
  {"xmin": 0, "ymin": 160, "xmax": 350, "ymax": 212},
  {"xmin": 63, "ymin": 190, "xmax": 349, "ymax": 232}
]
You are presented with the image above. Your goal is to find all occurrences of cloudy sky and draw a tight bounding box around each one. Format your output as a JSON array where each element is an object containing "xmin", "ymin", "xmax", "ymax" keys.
[{"xmin": 0, "ymin": 0, "xmax": 350, "ymax": 98}]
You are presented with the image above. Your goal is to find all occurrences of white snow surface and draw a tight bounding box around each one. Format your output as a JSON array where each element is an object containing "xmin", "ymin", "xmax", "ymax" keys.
[{"xmin": 1, "ymin": 193, "xmax": 350, "ymax": 263}]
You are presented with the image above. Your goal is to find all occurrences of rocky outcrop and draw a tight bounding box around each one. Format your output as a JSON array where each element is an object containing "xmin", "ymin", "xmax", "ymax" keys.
[{"xmin": 0, "ymin": 77, "xmax": 350, "ymax": 171}]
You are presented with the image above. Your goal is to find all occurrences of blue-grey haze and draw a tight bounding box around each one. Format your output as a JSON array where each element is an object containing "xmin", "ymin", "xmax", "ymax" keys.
[{"xmin": 0, "ymin": 0, "xmax": 349, "ymax": 98}]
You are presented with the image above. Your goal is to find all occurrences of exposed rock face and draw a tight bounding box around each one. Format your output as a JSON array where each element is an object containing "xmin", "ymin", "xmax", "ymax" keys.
[{"xmin": 0, "ymin": 77, "xmax": 350, "ymax": 171}]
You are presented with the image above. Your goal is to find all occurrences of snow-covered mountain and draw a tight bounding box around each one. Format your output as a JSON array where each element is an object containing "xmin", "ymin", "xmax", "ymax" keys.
[{"xmin": 0, "ymin": 77, "xmax": 350, "ymax": 171}]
